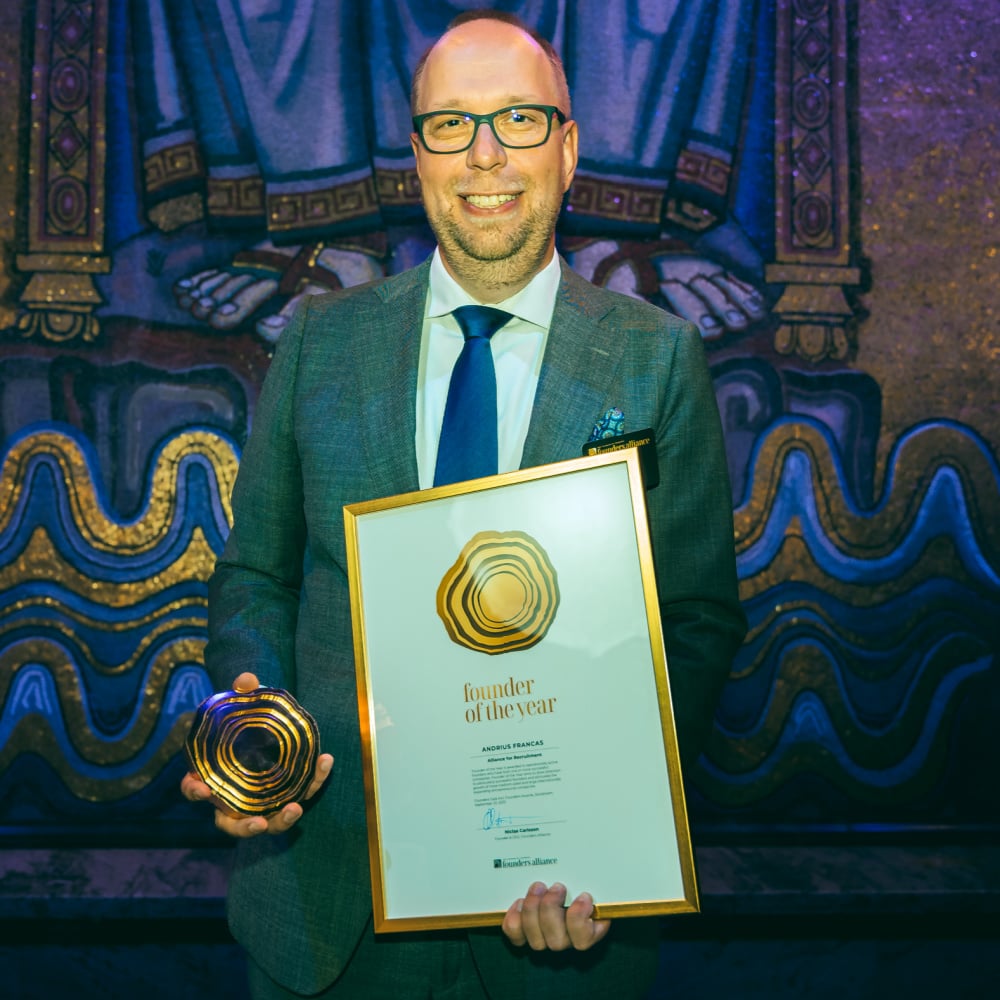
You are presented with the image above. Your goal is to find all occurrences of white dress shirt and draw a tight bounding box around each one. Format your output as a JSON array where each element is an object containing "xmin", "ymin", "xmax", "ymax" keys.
[{"xmin": 415, "ymin": 249, "xmax": 560, "ymax": 489}]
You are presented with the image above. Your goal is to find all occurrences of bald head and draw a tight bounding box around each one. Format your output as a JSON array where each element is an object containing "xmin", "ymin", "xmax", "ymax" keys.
[{"xmin": 411, "ymin": 14, "xmax": 571, "ymax": 118}]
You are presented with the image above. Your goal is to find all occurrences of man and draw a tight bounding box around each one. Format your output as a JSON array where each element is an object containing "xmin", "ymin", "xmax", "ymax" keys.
[{"xmin": 182, "ymin": 11, "xmax": 745, "ymax": 998}]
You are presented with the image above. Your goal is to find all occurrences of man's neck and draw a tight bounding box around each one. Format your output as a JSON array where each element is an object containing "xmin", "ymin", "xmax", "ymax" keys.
[{"xmin": 438, "ymin": 243, "xmax": 556, "ymax": 304}]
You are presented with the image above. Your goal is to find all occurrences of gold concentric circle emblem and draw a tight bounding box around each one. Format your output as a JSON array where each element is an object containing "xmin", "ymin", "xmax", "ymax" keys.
[
  {"xmin": 185, "ymin": 687, "xmax": 319, "ymax": 815},
  {"xmin": 437, "ymin": 530, "xmax": 559, "ymax": 654}
]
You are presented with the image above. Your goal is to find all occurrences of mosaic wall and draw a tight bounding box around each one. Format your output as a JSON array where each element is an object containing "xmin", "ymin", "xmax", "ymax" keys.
[{"xmin": 0, "ymin": 0, "xmax": 996, "ymax": 841}]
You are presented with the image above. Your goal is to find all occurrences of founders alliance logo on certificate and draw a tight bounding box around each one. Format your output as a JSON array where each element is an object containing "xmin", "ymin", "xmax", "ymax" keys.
[{"xmin": 436, "ymin": 530, "xmax": 560, "ymax": 654}]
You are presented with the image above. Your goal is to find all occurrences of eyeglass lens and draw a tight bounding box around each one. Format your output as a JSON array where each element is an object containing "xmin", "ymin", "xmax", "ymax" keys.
[{"xmin": 420, "ymin": 107, "xmax": 554, "ymax": 151}]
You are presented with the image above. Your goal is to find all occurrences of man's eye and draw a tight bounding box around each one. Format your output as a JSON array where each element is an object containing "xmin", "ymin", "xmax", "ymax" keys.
[
  {"xmin": 429, "ymin": 116, "xmax": 469, "ymax": 136},
  {"xmin": 505, "ymin": 109, "xmax": 542, "ymax": 126}
]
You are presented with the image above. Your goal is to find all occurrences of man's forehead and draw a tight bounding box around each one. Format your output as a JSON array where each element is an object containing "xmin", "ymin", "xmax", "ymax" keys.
[
  {"xmin": 423, "ymin": 22, "xmax": 552, "ymax": 85},
  {"xmin": 420, "ymin": 27, "xmax": 558, "ymax": 112},
  {"xmin": 432, "ymin": 19, "xmax": 542, "ymax": 57}
]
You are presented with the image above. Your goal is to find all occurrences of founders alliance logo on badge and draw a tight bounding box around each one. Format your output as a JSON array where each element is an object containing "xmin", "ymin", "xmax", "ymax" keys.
[{"xmin": 436, "ymin": 530, "xmax": 559, "ymax": 655}]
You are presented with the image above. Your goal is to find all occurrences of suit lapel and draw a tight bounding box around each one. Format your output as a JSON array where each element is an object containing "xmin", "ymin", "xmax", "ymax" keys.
[
  {"xmin": 353, "ymin": 257, "xmax": 625, "ymax": 494},
  {"xmin": 521, "ymin": 260, "xmax": 628, "ymax": 469},
  {"xmin": 356, "ymin": 260, "xmax": 430, "ymax": 498}
]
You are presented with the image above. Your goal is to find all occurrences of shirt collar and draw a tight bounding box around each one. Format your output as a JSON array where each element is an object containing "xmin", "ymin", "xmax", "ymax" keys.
[{"xmin": 426, "ymin": 247, "xmax": 560, "ymax": 330}]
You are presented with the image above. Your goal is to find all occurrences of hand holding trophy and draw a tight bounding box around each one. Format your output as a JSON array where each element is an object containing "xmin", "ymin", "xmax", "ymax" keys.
[{"xmin": 181, "ymin": 672, "xmax": 334, "ymax": 837}]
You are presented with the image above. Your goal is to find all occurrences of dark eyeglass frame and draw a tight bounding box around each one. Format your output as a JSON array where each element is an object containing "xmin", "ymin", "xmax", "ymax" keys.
[{"xmin": 411, "ymin": 104, "xmax": 568, "ymax": 154}]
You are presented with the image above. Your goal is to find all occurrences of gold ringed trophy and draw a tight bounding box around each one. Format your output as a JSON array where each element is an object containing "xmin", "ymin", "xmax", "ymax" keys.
[{"xmin": 185, "ymin": 686, "xmax": 320, "ymax": 815}]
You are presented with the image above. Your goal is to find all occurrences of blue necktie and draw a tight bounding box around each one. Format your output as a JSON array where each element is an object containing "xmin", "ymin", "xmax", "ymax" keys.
[{"xmin": 433, "ymin": 305, "xmax": 512, "ymax": 487}]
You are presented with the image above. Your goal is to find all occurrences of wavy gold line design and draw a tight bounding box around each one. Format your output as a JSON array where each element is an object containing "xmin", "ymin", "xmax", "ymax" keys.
[
  {"xmin": 692, "ymin": 715, "xmax": 965, "ymax": 808},
  {"xmin": 0, "ymin": 715, "xmax": 191, "ymax": 802},
  {"xmin": 0, "ymin": 526, "xmax": 218, "ymax": 605},
  {"xmin": 0, "ymin": 429, "xmax": 238, "ymax": 554},
  {"xmin": 0, "ymin": 637, "xmax": 205, "ymax": 765},
  {"xmin": 702, "ymin": 639, "xmax": 985, "ymax": 776},
  {"xmin": 692, "ymin": 737, "xmax": 953, "ymax": 807},
  {"xmin": 0, "ymin": 595, "xmax": 206, "ymax": 634},
  {"xmin": 738, "ymin": 533, "xmax": 987, "ymax": 605},
  {"xmin": 735, "ymin": 421, "xmax": 1000, "ymax": 561},
  {"xmin": 735, "ymin": 594, "xmax": 987, "ymax": 682},
  {"xmin": 0, "ymin": 615, "xmax": 207, "ymax": 676}
]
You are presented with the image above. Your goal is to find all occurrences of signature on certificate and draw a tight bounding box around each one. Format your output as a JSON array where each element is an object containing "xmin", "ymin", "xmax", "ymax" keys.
[{"xmin": 482, "ymin": 807, "xmax": 539, "ymax": 831}]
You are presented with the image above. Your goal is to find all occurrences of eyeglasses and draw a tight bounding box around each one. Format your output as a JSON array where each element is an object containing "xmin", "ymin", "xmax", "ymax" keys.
[{"xmin": 412, "ymin": 105, "xmax": 567, "ymax": 154}]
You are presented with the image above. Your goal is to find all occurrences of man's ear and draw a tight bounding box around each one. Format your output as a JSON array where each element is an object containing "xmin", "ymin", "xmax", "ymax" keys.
[
  {"xmin": 410, "ymin": 134, "xmax": 423, "ymax": 181},
  {"xmin": 561, "ymin": 120, "xmax": 579, "ymax": 193}
]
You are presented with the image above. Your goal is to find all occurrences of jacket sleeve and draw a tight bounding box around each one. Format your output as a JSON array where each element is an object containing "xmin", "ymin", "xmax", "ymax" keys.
[
  {"xmin": 203, "ymin": 298, "xmax": 312, "ymax": 694},
  {"xmin": 647, "ymin": 319, "xmax": 747, "ymax": 768}
]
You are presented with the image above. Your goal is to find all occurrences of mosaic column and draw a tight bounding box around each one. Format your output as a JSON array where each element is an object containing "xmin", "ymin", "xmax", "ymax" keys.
[
  {"xmin": 16, "ymin": 0, "xmax": 109, "ymax": 343},
  {"xmin": 767, "ymin": 0, "xmax": 862, "ymax": 362}
]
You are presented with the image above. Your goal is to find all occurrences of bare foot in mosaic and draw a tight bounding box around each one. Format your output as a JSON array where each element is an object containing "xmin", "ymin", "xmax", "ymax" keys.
[
  {"xmin": 568, "ymin": 239, "xmax": 767, "ymax": 339},
  {"xmin": 654, "ymin": 254, "xmax": 767, "ymax": 338},
  {"xmin": 176, "ymin": 267, "xmax": 277, "ymax": 327},
  {"xmin": 173, "ymin": 240, "xmax": 385, "ymax": 342}
]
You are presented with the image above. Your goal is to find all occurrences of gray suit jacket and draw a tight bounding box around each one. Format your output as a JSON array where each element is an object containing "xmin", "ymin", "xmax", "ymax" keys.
[{"xmin": 206, "ymin": 258, "xmax": 745, "ymax": 997}]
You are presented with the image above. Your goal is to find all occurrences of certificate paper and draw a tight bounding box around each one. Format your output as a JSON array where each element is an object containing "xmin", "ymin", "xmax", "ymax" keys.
[{"xmin": 344, "ymin": 450, "xmax": 698, "ymax": 932}]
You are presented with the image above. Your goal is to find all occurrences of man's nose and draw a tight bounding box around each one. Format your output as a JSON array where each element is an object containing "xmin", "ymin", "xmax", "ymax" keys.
[{"xmin": 466, "ymin": 121, "xmax": 507, "ymax": 169}]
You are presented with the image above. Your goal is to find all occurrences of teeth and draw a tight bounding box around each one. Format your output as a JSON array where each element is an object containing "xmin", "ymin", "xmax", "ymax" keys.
[{"xmin": 465, "ymin": 193, "xmax": 517, "ymax": 208}]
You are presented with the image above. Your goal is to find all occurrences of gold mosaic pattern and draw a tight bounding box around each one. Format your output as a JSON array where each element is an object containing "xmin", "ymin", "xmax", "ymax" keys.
[
  {"xmin": 0, "ymin": 429, "xmax": 237, "ymax": 554},
  {"xmin": 734, "ymin": 422, "xmax": 1000, "ymax": 564},
  {"xmin": 692, "ymin": 417, "xmax": 1000, "ymax": 807},
  {"xmin": 0, "ymin": 428, "xmax": 238, "ymax": 802}
]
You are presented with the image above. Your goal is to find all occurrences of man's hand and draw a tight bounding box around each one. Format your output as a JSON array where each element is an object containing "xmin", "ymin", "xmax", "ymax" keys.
[
  {"xmin": 180, "ymin": 672, "xmax": 334, "ymax": 838},
  {"xmin": 502, "ymin": 881, "xmax": 611, "ymax": 951}
]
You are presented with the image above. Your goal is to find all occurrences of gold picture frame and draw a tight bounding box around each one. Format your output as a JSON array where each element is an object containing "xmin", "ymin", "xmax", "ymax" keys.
[{"xmin": 344, "ymin": 449, "xmax": 698, "ymax": 932}]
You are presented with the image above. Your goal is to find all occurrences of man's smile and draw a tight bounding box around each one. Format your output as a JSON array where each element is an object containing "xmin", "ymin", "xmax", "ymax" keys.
[{"xmin": 462, "ymin": 192, "xmax": 520, "ymax": 209}]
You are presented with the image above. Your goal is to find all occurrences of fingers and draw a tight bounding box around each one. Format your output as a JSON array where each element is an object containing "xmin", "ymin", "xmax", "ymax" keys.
[
  {"xmin": 565, "ymin": 891, "xmax": 611, "ymax": 950},
  {"xmin": 503, "ymin": 882, "xmax": 552, "ymax": 949},
  {"xmin": 304, "ymin": 753, "xmax": 335, "ymax": 799},
  {"xmin": 532, "ymin": 882, "xmax": 571, "ymax": 950},
  {"xmin": 181, "ymin": 769, "xmax": 259, "ymax": 837},
  {"xmin": 502, "ymin": 883, "xmax": 610, "ymax": 952},
  {"xmin": 209, "ymin": 795, "xmax": 305, "ymax": 839},
  {"xmin": 232, "ymin": 671, "xmax": 260, "ymax": 693},
  {"xmin": 214, "ymin": 809, "xmax": 273, "ymax": 838},
  {"xmin": 180, "ymin": 770, "xmax": 212, "ymax": 803},
  {"xmin": 180, "ymin": 765, "xmax": 318, "ymax": 839},
  {"xmin": 501, "ymin": 896, "xmax": 528, "ymax": 947}
]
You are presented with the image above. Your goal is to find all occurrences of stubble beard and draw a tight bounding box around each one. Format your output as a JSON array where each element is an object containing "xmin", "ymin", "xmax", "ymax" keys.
[{"xmin": 429, "ymin": 195, "xmax": 561, "ymax": 297}]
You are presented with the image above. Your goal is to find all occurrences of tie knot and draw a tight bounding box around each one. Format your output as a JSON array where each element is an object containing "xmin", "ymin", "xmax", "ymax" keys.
[{"xmin": 453, "ymin": 305, "xmax": 511, "ymax": 342}]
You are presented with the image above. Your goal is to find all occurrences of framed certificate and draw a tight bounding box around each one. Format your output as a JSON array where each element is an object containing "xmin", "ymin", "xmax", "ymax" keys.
[{"xmin": 344, "ymin": 449, "xmax": 698, "ymax": 932}]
